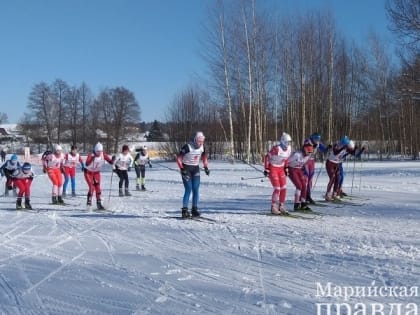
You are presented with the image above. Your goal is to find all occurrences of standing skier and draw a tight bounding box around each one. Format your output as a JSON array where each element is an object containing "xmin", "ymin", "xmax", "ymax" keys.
[
  {"xmin": 176, "ymin": 131, "xmax": 210, "ymax": 218},
  {"xmin": 288, "ymin": 140, "xmax": 314, "ymax": 211},
  {"xmin": 62, "ymin": 145, "xmax": 84, "ymax": 197},
  {"xmin": 84, "ymin": 142, "xmax": 114, "ymax": 210},
  {"xmin": 114, "ymin": 144, "xmax": 134, "ymax": 196},
  {"xmin": 42, "ymin": 145, "xmax": 65, "ymax": 204},
  {"xmin": 304, "ymin": 132, "xmax": 330, "ymax": 204},
  {"xmin": 0, "ymin": 154, "xmax": 20, "ymax": 196},
  {"xmin": 134, "ymin": 145, "xmax": 152, "ymax": 191},
  {"xmin": 264, "ymin": 132, "xmax": 292, "ymax": 214},
  {"xmin": 12, "ymin": 162, "xmax": 34, "ymax": 210}
]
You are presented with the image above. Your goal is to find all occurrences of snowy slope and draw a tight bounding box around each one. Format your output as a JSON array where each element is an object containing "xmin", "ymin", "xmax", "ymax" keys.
[{"xmin": 0, "ymin": 160, "xmax": 419, "ymax": 315}]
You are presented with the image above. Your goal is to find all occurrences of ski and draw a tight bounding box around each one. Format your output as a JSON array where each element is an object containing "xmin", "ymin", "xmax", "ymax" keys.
[
  {"xmin": 163, "ymin": 215, "xmax": 219, "ymax": 223},
  {"xmin": 262, "ymin": 212, "xmax": 316, "ymax": 220},
  {"xmin": 293, "ymin": 209, "xmax": 324, "ymax": 216}
]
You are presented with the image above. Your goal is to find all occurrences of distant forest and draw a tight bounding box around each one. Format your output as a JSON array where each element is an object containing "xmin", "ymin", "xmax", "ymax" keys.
[{"xmin": 5, "ymin": 0, "xmax": 419, "ymax": 160}]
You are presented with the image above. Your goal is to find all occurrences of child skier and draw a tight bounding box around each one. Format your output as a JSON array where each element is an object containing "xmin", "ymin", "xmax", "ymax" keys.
[
  {"xmin": 264, "ymin": 132, "xmax": 292, "ymax": 214},
  {"xmin": 62, "ymin": 145, "xmax": 85, "ymax": 197},
  {"xmin": 114, "ymin": 144, "xmax": 134, "ymax": 196},
  {"xmin": 42, "ymin": 145, "xmax": 65, "ymax": 205},
  {"xmin": 0, "ymin": 154, "xmax": 20, "ymax": 196},
  {"xmin": 12, "ymin": 162, "xmax": 34, "ymax": 209},
  {"xmin": 134, "ymin": 145, "xmax": 152, "ymax": 191},
  {"xmin": 176, "ymin": 131, "xmax": 210, "ymax": 218},
  {"xmin": 84, "ymin": 142, "xmax": 114, "ymax": 209},
  {"xmin": 288, "ymin": 140, "xmax": 314, "ymax": 211}
]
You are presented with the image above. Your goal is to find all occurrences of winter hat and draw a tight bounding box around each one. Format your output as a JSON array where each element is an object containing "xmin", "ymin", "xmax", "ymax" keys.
[
  {"xmin": 54, "ymin": 144, "xmax": 63, "ymax": 152},
  {"xmin": 310, "ymin": 132, "xmax": 321, "ymax": 143},
  {"xmin": 94, "ymin": 142, "xmax": 103, "ymax": 152},
  {"xmin": 280, "ymin": 132, "xmax": 292, "ymax": 149},
  {"xmin": 122, "ymin": 144, "xmax": 130, "ymax": 152},
  {"xmin": 340, "ymin": 136, "xmax": 350, "ymax": 146},
  {"xmin": 22, "ymin": 162, "xmax": 32, "ymax": 173},
  {"xmin": 194, "ymin": 131, "xmax": 205, "ymax": 144}
]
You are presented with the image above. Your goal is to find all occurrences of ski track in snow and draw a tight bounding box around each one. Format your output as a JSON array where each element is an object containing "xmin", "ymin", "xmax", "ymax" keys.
[{"xmin": 0, "ymin": 160, "xmax": 419, "ymax": 314}]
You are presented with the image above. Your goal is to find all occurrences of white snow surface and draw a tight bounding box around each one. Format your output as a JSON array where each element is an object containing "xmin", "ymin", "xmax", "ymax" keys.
[{"xmin": 0, "ymin": 159, "xmax": 419, "ymax": 314}]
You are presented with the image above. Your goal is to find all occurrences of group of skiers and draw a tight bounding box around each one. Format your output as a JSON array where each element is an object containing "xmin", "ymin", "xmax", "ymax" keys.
[
  {"xmin": 264, "ymin": 132, "xmax": 366, "ymax": 215},
  {"xmin": 0, "ymin": 130, "xmax": 365, "ymax": 217},
  {"xmin": 0, "ymin": 142, "xmax": 152, "ymax": 211}
]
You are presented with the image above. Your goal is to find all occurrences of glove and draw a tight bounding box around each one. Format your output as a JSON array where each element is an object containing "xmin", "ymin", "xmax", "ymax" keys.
[
  {"xmin": 43, "ymin": 167, "xmax": 47, "ymax": 174},
  {"xmin": 204, "ymin": 167, "xmax": 210, "ymax": 176},
  {"xmin": 263, "ymin": 170, "xmax": 269, "ymax": 177},
  {"xmin": 181, "ymin": 168, "xmax": 188, "ymax": 176}
]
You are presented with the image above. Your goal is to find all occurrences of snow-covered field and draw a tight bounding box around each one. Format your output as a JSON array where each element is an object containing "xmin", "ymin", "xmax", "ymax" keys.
[{"xmin": 0, "ymin": 159, "xmax": 419, "ymax": 315}]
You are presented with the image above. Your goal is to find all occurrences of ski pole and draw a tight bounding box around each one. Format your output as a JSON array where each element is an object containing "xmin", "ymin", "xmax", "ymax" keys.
[
  {"xmin": 239, "ymin": 159, "xmax": 264, "ymax": 172},
  {"xmin": 107, "ymin": 169, "xmax": 114, "ymax": 205},
  {"xmin": 351, "ymin": 157, "xmax": 356, "ymax": 195},
  {"xmin": 240, "ymin": 176, "xmax": 265, "ymax": 182},
  {"xmin": 311, "ymin": 161, "xmax": 323, "ymax": 191},
  {"xmin": 154, "ymin": 161, "xmax": 179, "ymax": 173}
]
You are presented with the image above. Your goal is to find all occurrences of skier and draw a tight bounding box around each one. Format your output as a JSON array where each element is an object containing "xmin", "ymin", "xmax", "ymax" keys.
[
  {"xmin": 337, "ymin": 140, "xmax": 366, "ymax": 197},
  {"xmin": 264, "ymin": 132, "xmax": 292, "ymax": 214},
  {"xmin": 114, "ymin": 144, "xmax": 134, "ymax": 196},
  {"xmin": 176, "ymin": 131, "xmax": 210, "ymax": 218},
  {"xmin": 288, "ymin": 140, "xmax": 314, "ymax": 211},
  {"xmin": 0, "ymin": 153, "xmax": 20, "ymax": 196},
  {"xmin": 84, "ymin": 142, "xmax": 114, "ymax": 209},
  {"xmin": 42, "ymin": 144, "xmax": 65, "ymax": 204},
  {"xmin": 304, "ymin": 132, "xmax": 330, "ymax": 204},
  {"xmin": 325, "ymin": 136, "xmax": 364, "ymax": 201},
  {"xmin": 62, "ymin": 145, "xmax": 84, "ymax": 197},
  {"xmin": 134, "ymin": 145, "xmax": 152, "ymax": 191},
  {"xmin": 12, "ymin": 162, "xmax": 34, "ymax": 210}
]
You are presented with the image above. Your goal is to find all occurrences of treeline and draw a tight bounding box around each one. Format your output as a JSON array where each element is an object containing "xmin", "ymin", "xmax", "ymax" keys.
[
  {"xmin": 164, "ymin": 0, "xmax": 419, "ymax": 161},
  {"xmin": 18, "ymin": 79, "xmax": 141, "ymax": 153},
  {"xmin": 17, "ymin": 0, "xmax": 419, "ymax": 160}
]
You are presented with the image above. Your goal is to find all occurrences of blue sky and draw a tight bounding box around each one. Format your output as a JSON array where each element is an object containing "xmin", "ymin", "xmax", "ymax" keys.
[{"xmin": 0, "ymin": 0, "xmax": 392, "ymax": 124}]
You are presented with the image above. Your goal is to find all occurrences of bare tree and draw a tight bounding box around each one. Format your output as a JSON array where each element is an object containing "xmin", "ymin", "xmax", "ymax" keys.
[
  {"xmin": 386, "ymin": 0, "xmax": 420, "ymax": 49},
  {"xmin": 95, "ymin": 87, "xmax": 141, "ymax": 152}
]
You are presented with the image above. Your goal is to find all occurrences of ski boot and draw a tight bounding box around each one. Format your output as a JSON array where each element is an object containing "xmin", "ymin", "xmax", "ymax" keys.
[
  {"xmin": 306, "ymin": 193, "xmax": 315, "ymax": 204},
  {"xmin": 141, "ymin": 185, "xmax": 146, "ymax": 191},
  {"xmin": 271, "ymin": 203, "xmax": 281, "ymax": 215},
  {"xmin": 25, "ymin": 199, "xmax": 32, "ymax": 210},
  {"xmin": 181, "ymin": 207, "xmax": 191, "ymax": 218},
  {"xmin": 87, "ymin": 194, "xmax": 92, "ymax": 206},
  {"xmin": 136, "ymin": 184, "xmax": 140, "ymax": 191},
  {"xmin": 16, "ymin": 198, "xmax": 22, "ymax": 210},
  {"xmin": 279, "ymin": 204, "xmax": 289, "ymax": 215},
  {"xmin": 72, "ymin": 191, "xmax": 76, "ymax": 197},
  {"xmin": 119, "ymin": 188, "xmax": 124, "ymax": 197},
  {"xmin": 325, "ymin": 192, "xmax": 332, "ymax": 201},
  {"xmin": 191, "ymin": 206, "xmax": 200, "ymax": 217},
  {"xmin": 96, "ymin": 200, "xmax": 105, "ymax": 210},
  {"xmin": 299, "ymin": 202, "xmax": 311, "ymax": 211},
  {"xmin": 294, "ymin": 203, "xmax": 301, "ymax": 211},
  {"xmin": 125, "ymin": 189, "xmax": 131, "ymax": 196},
  {"xmin": 52, "ymin": 196, "xmax": 58, "ymax": 204},
  {"xmin": 57, "ymin": 195, "xmax": 65, "ymax": 205},
  {"xmin": 62, "ymin": 191, "xmax": 67, "ymax": 197}
]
